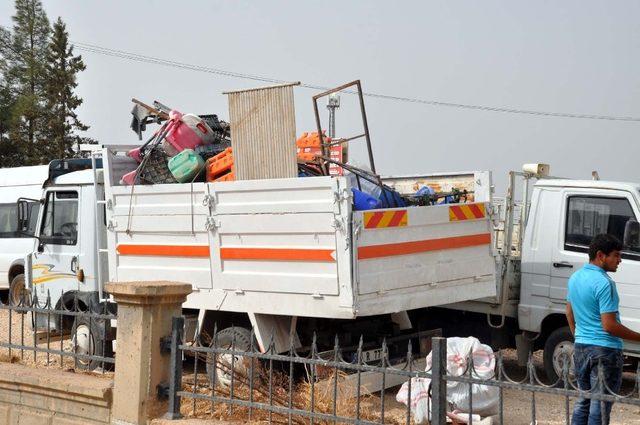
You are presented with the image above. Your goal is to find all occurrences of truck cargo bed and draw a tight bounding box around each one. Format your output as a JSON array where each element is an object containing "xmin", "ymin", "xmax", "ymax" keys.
[{"xmin": 104, "ymin": 150, "xmax": 497, "ymax": 319}]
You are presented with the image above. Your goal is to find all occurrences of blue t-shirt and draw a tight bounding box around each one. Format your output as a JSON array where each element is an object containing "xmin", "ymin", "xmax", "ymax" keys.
[{"xmin": 566, "ymin": 263, "xmax": 623, "ymax": 349}]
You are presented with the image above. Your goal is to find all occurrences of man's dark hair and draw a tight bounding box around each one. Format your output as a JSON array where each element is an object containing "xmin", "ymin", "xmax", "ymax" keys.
[{"xmin": 589, "ymin": 234, "xmax": 623, "ymax": 260}]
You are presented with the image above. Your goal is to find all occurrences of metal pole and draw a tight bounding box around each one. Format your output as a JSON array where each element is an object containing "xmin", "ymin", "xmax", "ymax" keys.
[
  {"xmin": 355, "ymin": 80, "xmax": 376, "ymax": 174},
  {"xmin": 165, "ymin": 316, "xmax": 184, "ymax": 419},
  {"xmin": 521, "ymin": 176, "xmax": 531, "ymax": 231},
  {"xmin": 90, "ymin": 152, "xmax": 103, "ymax": 301},
  {"xmin": 431, "ymin": 337, "xmax": 447, "ymax": 425},
  {"xmin": 327, "ymin": 93, "xmax": 340, "ymax": 138},
  {"xmin": 312, "ymin": 97, "xmax": 330, "ymax": 176}
]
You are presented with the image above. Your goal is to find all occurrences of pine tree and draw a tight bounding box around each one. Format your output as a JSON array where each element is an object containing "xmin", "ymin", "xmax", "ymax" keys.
[
  {"xmin": 0, "ymin": 27, "xmax": 21, "ymax": 167},
  {"xmin": 0, "ymin": 0, "xmax": 50, "ymax": 165},
  {"xmin": 44, "ymin": 17, "xmax": 89, "ymax": 159}
]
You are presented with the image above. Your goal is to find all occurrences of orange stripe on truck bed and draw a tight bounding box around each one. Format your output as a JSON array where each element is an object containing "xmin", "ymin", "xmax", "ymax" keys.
[
  {"xmin": 358, "ymin": 233, "xmax": 491, "ymax": 260},
  {"xmin": 116, "ymin": 244, "xmax": 210, "ymax": 257},
  {"xmin": 220, "ymin": 247, "xmax": 335, "ymax": 262}
]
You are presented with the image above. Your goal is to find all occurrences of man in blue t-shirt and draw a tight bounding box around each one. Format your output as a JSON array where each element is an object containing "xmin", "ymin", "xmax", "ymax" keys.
[{"xmin": 566, "ymin": 234, "xmax": 640, "ymax": 425}]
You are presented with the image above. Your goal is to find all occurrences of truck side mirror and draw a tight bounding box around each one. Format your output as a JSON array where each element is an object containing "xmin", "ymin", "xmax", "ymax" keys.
[
  {"xmin": 16, "ymin": 199, "xmax": 30, "ymax": 234},
  {"xmin": 623, "ymin": 219, "xmax": 640, "ymax": 249},
  {"xmin": 16, "ymin": 197, "xmax": 40, "ymax": 238}
]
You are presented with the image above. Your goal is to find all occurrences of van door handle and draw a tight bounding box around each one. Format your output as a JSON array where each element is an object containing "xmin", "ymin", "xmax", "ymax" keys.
[{"xmin": 553, "ymin": 262, "xmax": 573, "ymax": 269}]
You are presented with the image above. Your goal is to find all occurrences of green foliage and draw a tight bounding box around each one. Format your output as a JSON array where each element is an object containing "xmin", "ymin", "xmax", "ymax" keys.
[
  {"xmin": 0, "ymin": 0, "xmax": 91, "ymax": 167},
  {"xmin": 44, "ymin": 17, "xmax": 92, "ymax": 160}
]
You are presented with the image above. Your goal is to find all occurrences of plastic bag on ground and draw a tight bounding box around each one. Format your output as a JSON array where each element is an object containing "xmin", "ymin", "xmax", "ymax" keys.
[
  {"xmin": 396, "ymin": 336, "xmax": 499, "ymax": 423},
  {"xmin": 395, "ymin": 376, "xmax": 431, "ymax": 424}
]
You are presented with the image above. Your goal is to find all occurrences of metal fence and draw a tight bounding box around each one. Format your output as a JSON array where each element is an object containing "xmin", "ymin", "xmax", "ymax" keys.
[
  {"xmin": 165, "ymin": 316, "xmax": 640, "ymax": 424},
  {"xmin": 0, "ymin": 290, "xmax": 116, "ymax": 372}
]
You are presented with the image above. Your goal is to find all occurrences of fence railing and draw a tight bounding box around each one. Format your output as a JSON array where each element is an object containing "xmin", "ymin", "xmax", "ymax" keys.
[
  {"xmin": 165, "ymin": 316, "xmax": 640, "ymax": 424},
  {"xmin": 0, "ymin": 290, "xmax": 116, "ymax": 373}
]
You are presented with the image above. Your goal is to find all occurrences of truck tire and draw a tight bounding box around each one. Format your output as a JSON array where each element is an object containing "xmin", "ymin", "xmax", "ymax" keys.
[
  {"xmin": 71, "ymin": 315, "xmax": 114, "ymax": 371},
  {"xmin": 8, "ymin": 274, "xmax": 29, "ymax": 310},
  {"xmin": 206, "ymin": 326, "xmax": 256, "ymax": 388},
  {"xmin": 543, "ymin": 326, "xmax": 574, "ymax": 385}
]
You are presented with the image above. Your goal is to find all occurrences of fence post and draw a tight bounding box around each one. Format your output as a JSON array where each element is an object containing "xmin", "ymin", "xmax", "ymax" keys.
[
  {"xmin": 431, "ymin": 336, "xmax": 447, "ymax": 425},
  {"xmin": 165, "ymin": 316, "xmax": 185, "ymax": 419},
  {"xmin": 106, "ymin": 281, "xmax": 192, "ymax": 425}
]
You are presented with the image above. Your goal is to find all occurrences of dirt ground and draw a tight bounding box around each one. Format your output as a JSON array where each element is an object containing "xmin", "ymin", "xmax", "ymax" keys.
[
  {"xmin": 0, "ymin": 306, "xmax": 114, "ymax": 376},
  {"xmin": 0, "ymin": 307, "xmax": 637, "ymax": 424}
]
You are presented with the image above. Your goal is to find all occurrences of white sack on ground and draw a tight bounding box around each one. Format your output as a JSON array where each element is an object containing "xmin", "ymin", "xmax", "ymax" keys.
[{"xmin": 396, "ymin": 336, "xmax": 499, "ymax": 423}]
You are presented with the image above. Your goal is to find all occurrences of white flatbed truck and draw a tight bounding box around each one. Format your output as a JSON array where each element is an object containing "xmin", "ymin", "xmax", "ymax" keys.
[
  {"xmin": 26, "ymin": 148, "xmax": 496, "ymax": 362},
  {"xmin": 20, "ymin": 153, "xmax": 640, "ymax": 383}
]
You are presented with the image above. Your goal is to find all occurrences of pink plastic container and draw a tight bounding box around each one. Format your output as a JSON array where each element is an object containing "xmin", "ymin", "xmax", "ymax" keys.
[{"xmin": 163, "ymin": 110, "xmax": 216, "ymax": 156}]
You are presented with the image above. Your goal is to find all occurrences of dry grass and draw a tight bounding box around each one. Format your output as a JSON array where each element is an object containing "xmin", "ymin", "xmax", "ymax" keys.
[{"xmin": 179, "ymin": 356, "xmax": 407, "ymax": 424}]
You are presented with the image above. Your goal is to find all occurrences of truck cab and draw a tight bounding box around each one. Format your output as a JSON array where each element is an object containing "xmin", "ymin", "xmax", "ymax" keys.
[
  {"xmin": 519, "ymin": 179, "xmax": 640, "ymax": 380},
  {"xmin": 30, "ymin": 169, "xmax": 106, "ymax": 305},
  {"xmin": 23, "ymin": 159, "xmax": 110, "ymax": 361}
]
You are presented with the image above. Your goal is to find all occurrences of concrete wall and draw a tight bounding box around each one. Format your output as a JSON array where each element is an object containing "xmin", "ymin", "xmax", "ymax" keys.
[
  {"xmin": 0, "ymin": 281, "xmax": 192, "ymax": 425},
  {"xmin": 0, "ymin": 363, "xmax": 112, "ymax": 424}
]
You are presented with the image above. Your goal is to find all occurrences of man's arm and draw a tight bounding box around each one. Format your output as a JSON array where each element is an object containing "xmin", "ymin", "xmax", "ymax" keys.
[
  {"xmin": 565, "ymin": 302, "xmax": 575, "ymax": 335},
  {"xmin": 601, "ymin": 313, "xmax": 640, "ymax": 342}
]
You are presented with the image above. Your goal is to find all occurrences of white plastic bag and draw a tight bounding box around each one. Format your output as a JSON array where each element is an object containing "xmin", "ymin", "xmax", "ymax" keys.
[
  {"xmin": 441, "ymin": 336, "xmax": 499, "ymax": 416},
  {"xmin": 395, "ymin": 376, "xmax": 431, "ymax": 424},
  {"xmin": 396, "ymin": 336, "xmax": 499, "ymax": 422}
]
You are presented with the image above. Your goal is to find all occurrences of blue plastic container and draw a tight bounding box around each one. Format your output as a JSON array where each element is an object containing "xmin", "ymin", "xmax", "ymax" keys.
[{"xmin": 352, "ymin": 188, "xmax": 382, "ymax": 210}]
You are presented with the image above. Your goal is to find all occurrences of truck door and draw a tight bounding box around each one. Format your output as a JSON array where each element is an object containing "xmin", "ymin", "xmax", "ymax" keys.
[
  {"xmin": 551, "ymin": 191, "xmax": 640, "ymax": 350},
  {"xmin": 32, "ymin": 189, "xmax": 81, "ymax": 300}
]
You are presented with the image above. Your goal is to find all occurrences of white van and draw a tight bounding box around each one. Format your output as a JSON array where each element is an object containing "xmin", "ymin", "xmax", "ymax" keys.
[{"xmin": 0, "ymin": 165, "xmax": 48, "ymax": 304}]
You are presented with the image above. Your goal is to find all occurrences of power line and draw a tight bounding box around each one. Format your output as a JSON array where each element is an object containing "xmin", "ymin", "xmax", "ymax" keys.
[{"xmin": 72, "ymin": 41, "xmax": 640, "ymax": 122}]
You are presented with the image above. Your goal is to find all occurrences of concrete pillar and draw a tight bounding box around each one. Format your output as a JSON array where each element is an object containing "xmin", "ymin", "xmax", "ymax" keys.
[{"xmin": 106, "ymin": 281, "xmax": 192, "ymax": 425}]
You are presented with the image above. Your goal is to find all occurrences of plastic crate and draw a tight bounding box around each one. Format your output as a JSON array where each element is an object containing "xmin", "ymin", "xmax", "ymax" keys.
[{"xmin": 139, "ymin": 148, "xmax": 176, "ymax": 184}]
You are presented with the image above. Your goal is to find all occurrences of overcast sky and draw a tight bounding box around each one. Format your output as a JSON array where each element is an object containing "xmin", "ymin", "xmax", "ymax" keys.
[{"xmin": 1, "ymin": 1, "xmax": 639, "ymax": 192}]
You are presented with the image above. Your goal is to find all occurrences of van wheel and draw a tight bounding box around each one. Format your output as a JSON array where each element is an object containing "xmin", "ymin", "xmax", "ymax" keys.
[
  {"xmin": 71, "ymin": 315, "xmax": 113, "ymax": 371},
  {"xmin": 543, "ymin": 326, "xmax": 574, "ymax": 385},
  {"xmin": 9, "ymin": 274, "xmax": 30, "ymax": 310},
  {"xmin": 206, "ymin": 327, "xmax": 257, "ymax": 387}
]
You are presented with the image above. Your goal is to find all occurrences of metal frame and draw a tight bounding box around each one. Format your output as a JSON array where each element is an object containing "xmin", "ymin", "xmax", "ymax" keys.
[
  {"xmin": 312, "ymin": 80, "xmax": 375, "ymax": 176},
  {"xmin": 165, "ymin": 319, "xmax": 640, "ymax": 424}
]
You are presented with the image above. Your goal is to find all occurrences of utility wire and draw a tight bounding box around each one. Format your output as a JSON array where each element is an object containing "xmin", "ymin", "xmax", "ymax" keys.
[{"xmin": 72, "ymin": 41, "xmax": 640, "ymax": 122}]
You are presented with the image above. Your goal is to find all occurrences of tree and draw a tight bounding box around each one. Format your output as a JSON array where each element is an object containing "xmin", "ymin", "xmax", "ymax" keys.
[
  {"xmin": 0, "ymin": 0, "xmax": 50, "ymax": 165},
  {"xmin": 44, "ymin": 17, "xmax": 90, "ymax": 159},
  {"xmin": 0, "ymin": 27, "xmax": 21, "ymax": 167}
]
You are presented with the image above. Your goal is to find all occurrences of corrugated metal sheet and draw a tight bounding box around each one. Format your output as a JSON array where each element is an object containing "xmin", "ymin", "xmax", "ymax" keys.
[{"xmin": 225, "ymin": 82, "xmax": 299, "ymax": 180}]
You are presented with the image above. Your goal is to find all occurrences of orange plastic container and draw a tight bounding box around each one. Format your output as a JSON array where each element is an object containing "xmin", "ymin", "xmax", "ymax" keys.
[
  {"xmin": 297, "ymin": 152, "xmax": 317, "ymax": 162},
  {"xmin": 295, "ymin": 132, "xmax": 331, "ymax": 149},
  {"xmin": 206, "ymin": 147, "xmax": 234, "ymax": 182},
  {"xmin": 214, "ymin": 172, "xmax": 235, "ymax": 182}
]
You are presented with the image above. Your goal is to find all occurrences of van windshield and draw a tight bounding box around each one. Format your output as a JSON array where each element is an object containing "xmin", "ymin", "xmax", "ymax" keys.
[
  {"xmin": 0, "ymin": 201, "xmax": 41, "ymax": 238},
  {"xmin": 0, "ymin": 204, "xmax": 18, "ymax": 237}
]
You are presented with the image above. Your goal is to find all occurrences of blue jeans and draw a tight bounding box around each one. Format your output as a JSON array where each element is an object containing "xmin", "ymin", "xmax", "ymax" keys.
[{"xmin": 571, "ymin": 343, "xmax": 623, "ymax": 425}]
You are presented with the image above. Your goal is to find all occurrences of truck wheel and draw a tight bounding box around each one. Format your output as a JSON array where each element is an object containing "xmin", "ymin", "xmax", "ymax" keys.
[
  {"xmin": 543, "ymin": 326, "xmax": 574, "ymax": 385},
  {"xmin": 71, "ymin": 315, "xmax": 114, "ymax": 371},
  {"xmin": 8, "ymin": 274, "xmax": 29, "ymax": 310},
  {"xmin": 206, "ymin": 326, "xmax": 256, "ymax": 387}
]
